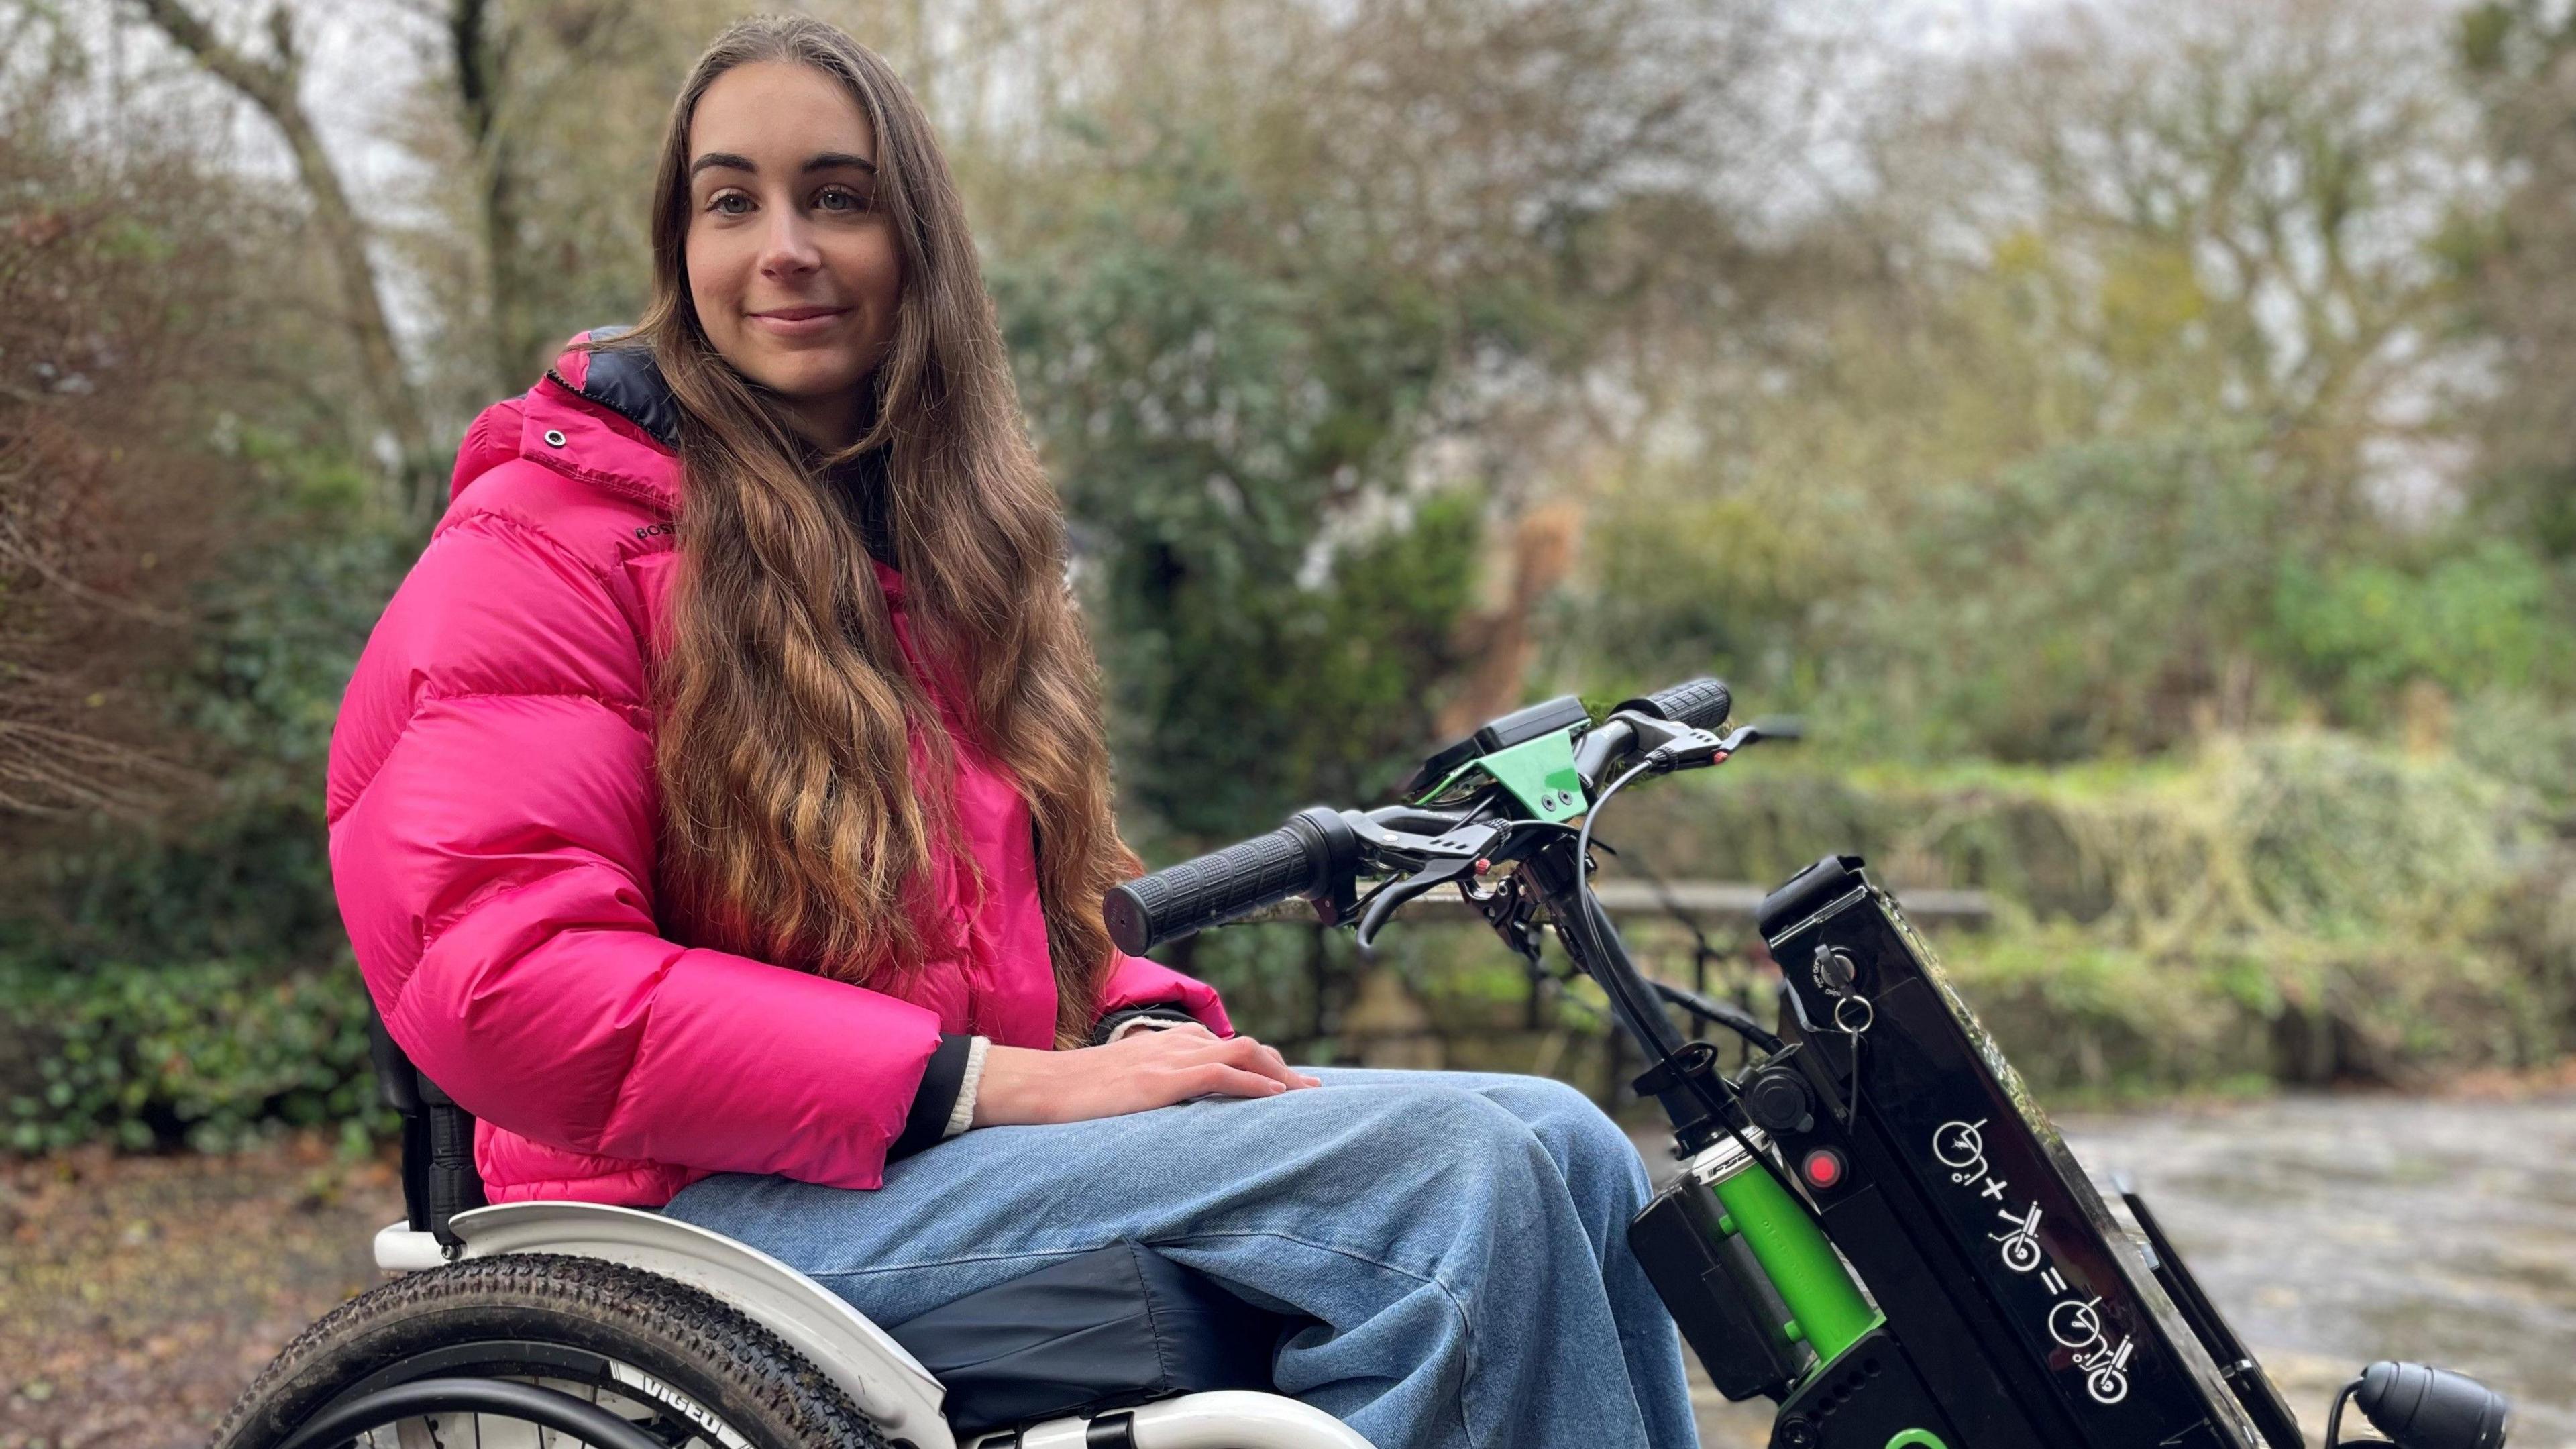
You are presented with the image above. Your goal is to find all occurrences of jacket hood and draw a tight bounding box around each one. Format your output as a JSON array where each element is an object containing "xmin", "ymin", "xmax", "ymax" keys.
[
  {"xmin": 447, "ymin": 324, "xmax": 904, "ymax": 565},
  {"xmin": 449, "ymin": 327, "xmax": 683, "ymax": 515},
  {"xmin": 555, "ymin": 327, "xmax": 684, "ymax": 447}
]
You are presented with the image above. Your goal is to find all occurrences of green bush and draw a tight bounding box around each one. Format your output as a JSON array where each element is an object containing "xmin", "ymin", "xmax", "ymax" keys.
[
  {"xmin": 1611, "ymin": 725, "xmax": 2571, "ymax": 1092},
  {"xmin": 2272, "ymin": 541, "xmax": 2573, "ymax": 721},
  {"xmin": 2453, "ymin": 690, "xmax": 2576, "ymax": 822},
  {"xmin": 0, "ymin": 496, "xmax": 417, "ymax": 1159},
  {"xmin": 0, "ymin": 960, "xmax": 392, "ymax": 1155},
  {"xmin": 1833, "ymin": 431, "xmax": 2290, "ymax": 762},
  {"xmin": 1926, "ymin": 923, "xmax": 2275, "ymax": 1100}
]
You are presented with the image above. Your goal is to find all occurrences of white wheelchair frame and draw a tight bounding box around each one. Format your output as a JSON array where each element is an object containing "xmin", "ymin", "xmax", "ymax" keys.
[{"xmin": 372, "ymin": 1204, "xmax": 1375, "ymax": 1449}]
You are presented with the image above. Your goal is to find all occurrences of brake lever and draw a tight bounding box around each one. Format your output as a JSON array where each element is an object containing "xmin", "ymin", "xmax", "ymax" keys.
[
  {"xmin": 1580, "ymin": 710, "xmax": 1780, "ymax": 789},
  {"xmin": 1640, "ymin": 722, "xmax": 1777, "ymax": 775},
  {"xmin": 1344, "ymin": 810, "xmax": 1495, "ymax": 861},
  {"xmin": 1355, "ymin": 853, "xmax": 1485, "ymax": 950},
  {"xmin": 1342, "ymin": 814, "xmax": 1521, "ymax": 949}
]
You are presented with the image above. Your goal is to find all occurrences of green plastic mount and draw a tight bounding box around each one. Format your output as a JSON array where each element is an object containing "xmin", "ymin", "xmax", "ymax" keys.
[
  {"xmin": 1413, "ymin": 727, "xmax": 1587, "ymax": 822},
  {"xmin": 1707, "ymin": 1157, "xmax": 1880, "ymax": 1365},
  {"xmin": 1886, "ymin": 1432, "xmax": 1948, "ymax": 1449}
]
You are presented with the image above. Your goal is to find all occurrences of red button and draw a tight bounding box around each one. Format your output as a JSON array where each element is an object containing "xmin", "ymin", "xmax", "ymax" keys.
[{"xmin": 1802, "ymin": 1148, "xmax": 1846, "ymax": 1189}]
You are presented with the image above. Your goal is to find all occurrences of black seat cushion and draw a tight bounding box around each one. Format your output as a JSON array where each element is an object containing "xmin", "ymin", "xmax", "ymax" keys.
[{"xmin": 883, "ymin": 1240, "xmax": 1294, "ymax": 1436}]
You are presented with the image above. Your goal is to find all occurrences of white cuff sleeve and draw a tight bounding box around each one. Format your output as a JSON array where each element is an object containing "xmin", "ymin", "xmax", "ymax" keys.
[
  {"xmin": 943, "ymin": 1035, "xmax": 991, "ymax": 1138},
  {"xmin": 1106, "ymin": 1016, "xmax": 1187, "ymax": 1042}
]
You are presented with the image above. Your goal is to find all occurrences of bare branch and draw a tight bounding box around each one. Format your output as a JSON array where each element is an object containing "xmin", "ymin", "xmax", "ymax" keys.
[{"xmin": 124, "ymin": 0, "xmax": 439, "ymax": 516}]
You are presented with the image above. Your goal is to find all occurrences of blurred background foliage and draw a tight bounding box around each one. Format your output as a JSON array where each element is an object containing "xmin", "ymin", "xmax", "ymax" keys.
[{"xmin": 3, "ymin": 0, "xmax": 2575, "ymax": 1151}]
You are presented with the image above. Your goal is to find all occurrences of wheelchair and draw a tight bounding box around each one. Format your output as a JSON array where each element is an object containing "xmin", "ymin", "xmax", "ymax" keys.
[
  {"xmin": 211, "ymin": 1016, "xmax": 1374, "ymax": 1449},
  {"xmin": 221, "ymin": 678, "xmax": 2515, "ymax": 1449}
]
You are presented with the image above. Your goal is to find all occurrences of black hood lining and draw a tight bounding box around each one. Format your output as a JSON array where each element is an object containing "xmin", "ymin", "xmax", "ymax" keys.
[
  {"xmin": 553, "ymin": 327, "xmax": 892, "ymax": 564},
  {"xmin": 556, "ymin": 325, "xmax": 683, "ymax": 450}
]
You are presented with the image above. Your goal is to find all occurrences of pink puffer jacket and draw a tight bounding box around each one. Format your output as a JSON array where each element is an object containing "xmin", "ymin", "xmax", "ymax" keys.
[{"xmin": 327, "ymin": 335, "xmax": 1228, "ymax": 1207}]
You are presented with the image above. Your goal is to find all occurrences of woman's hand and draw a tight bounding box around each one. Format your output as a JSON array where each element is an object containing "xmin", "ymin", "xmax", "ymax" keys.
[{"xmin": 971, "ymin": 1024, "xmax": 1321, "ymax": 1128}]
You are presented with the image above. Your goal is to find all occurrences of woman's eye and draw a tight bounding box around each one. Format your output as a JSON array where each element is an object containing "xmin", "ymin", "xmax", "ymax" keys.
[
  {"xmin": 708, "ymin": 191, "xmax": 752, "ymax": 216},
  {"xmin": 816, "ymin": 186, "xmax": 871, "ymax": 213}
]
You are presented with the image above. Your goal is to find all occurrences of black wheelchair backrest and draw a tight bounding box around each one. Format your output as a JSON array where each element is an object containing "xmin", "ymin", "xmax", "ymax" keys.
[{"xmin": 369, "ymin": 1010, "xmax": 488, "ymax": 1248}]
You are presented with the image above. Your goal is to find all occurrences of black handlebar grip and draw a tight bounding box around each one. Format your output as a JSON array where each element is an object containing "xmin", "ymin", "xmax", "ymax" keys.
[
  {"xmin": 1105, "ymin": 806, "xmax": 1358, "ymax": 955},
  {"xmin": 1617, "ymin": 676, "xmax": 1733, "ymax": 733}
]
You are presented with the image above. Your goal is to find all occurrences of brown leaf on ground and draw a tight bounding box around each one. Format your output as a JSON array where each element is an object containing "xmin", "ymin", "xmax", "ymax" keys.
[{"xmin": 0, "ymin": 1137, "xmax": 401, "ymax": 1449}]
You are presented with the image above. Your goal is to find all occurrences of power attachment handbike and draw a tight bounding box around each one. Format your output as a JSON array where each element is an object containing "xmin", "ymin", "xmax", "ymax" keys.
[
  {"xmin": 218, "ymin": 677, "xmax": 2513, "ymax": 1449},
  {"xmin": 1103, "ymin": 678, "xmax": 2514, "ymax": 1449}
]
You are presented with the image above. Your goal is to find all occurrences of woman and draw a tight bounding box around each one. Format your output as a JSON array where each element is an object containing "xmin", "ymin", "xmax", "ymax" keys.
[{"xmin": 327, "ymin": 17, "xmax": 1695, "ymax": 1449}]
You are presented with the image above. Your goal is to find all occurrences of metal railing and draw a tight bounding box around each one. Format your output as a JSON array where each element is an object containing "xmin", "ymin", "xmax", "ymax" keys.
[{"xmin": 1403, "ymin": 879, "xmax": 1992, "ymax": 926}]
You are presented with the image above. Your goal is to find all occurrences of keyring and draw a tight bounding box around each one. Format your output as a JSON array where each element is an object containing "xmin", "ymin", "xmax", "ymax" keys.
[{"xmin": 1834, "ymin": 994, "xmax": 1874, "ymax": 1036}]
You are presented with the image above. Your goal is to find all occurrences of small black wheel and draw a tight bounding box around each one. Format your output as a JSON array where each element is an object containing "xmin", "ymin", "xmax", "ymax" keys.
[{"xmin": 213, "ymin": 1254, "xmax": 893, "ymax": 1449}]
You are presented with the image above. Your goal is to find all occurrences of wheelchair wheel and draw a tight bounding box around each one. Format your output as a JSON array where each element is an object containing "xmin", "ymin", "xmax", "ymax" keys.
[{"xmin": 214, "ymin": 1253, "xmax": 892, "ymax": 1449}]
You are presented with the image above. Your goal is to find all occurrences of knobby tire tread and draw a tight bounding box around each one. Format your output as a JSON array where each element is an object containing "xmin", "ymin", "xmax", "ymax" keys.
[{"xmin": 211, "ymin": 1254, "xmax": 891, "ymax": 1449}]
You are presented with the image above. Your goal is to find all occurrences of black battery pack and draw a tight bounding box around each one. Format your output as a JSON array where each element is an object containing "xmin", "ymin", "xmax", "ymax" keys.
[
  {"xmin": 1629, "ymin": 1175, "xmax": 1813, "ymax": 1403},
  {"xmin": 1754, "ymin": 853, "xmax": 2288, "ymax": 1449}
]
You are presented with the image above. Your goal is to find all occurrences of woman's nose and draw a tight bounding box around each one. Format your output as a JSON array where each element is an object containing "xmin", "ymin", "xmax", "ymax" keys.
[{"xmin": 757, "ymin": 209, "xmax": 821, "ymax": 278}]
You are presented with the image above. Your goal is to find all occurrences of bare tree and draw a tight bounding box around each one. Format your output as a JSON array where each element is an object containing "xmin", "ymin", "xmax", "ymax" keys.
[
  {"xmin": 1862, "ymin": 0, "xmax": 2489, "ymax": 530},
  {"xmin": 437, "ymin": 0, "xmax": 666, "ymax": 391},
  {"xmin": 2460, "ymin": 0, "xmax": 2576, "ymax": 554},
  {"xmin": 384, "ymin": 0, "xmax": 733, "ymax": 411},
  {"xmin": 447, "ymin": 0, "xmax": 533, "ymax": 392},
  {"xmin": 125, "ymin": 0, "xmax": 440, "ymax": 516},
  {"xmin": 0, "ymin": 100, "xmax": 274, "ymax": 819}
]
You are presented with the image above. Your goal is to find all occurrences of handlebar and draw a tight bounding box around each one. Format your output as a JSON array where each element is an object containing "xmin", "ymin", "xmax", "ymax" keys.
[
  {"xmin": 1575, "ymin": 678, "xmax": 1734, "ymax": 787},
  {"xmin": 1104, "ymin": 805, "xmax": 1360, "ymax": 955},
  {"xmin": 1622, "ymin": 677, "xmax": 1733, "ymax": 733},
  {"xmin": 1105, "ymin": 678, "xmax": 1735, "ymax": 954},
  {"xmin": 1104, "ymin": 675, "xmax": 1757, "ymax": 1158}
]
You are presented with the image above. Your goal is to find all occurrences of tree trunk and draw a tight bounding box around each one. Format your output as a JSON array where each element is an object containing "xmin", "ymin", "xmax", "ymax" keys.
[
  {"xmin": 1434, "ymin": 501, "xmax": 1581, "ymax": 738},
  {"xmin": 129, "ymin": 0, "xmax": 439, "ymax": 516},
  {"xmin": 449, "ymin": 0, "xmax": 535, "ymax": 392}
]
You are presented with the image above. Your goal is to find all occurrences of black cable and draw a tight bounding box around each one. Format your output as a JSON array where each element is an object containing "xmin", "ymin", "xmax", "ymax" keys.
[
  {"xmin": 1570, "ymin": 759, "xmax": 1685, "ymax": 1061},
  {"xmin": 2323, "ymin": 1376, "xmax": 2386, "ymax": 1449},
  {"xmin": 1650, "ymin": 979, "xmax": 1784, "ymax": 1055},
  {"xmin": 1574, "ymin": 758, "xmax": 1782, "ymax": 1059},
  {"xmin": 1619, "ymin": 840, "xmax": 1729, "ymax": 976},
  {"xmin": 1844, "ymin": 1015, "xmax": 1866, "ymax": 1139},
  {"xmin": 1573, "ymin": 759, "xmax": 1653, "ymax": 910},
  {"xmin": 1568, "ymin": 755, "xmax": 1801, "ymax": 1199},
  {"xmin": 1613, "ymin": 837, "xmax": 1744, "ymax": 1053}
]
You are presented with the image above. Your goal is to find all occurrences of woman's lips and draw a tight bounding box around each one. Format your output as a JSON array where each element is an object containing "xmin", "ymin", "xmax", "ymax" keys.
[{"xmin": 747, "ymin": 306, "xmax": 849, "ymax": 337}]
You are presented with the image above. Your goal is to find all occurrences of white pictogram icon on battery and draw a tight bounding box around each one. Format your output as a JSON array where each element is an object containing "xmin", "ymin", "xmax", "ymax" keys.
[{"xmin": 1990, "ymin": 1203, "xmax": 2044, "ymax": 1273}]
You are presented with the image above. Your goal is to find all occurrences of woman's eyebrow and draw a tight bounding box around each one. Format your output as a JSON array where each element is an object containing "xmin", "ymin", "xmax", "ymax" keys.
[{"xmin": 686, "ymin": 152, "xmax": 877, "ymax": 180}]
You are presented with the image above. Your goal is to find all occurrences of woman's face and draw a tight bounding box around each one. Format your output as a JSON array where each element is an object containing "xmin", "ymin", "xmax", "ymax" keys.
[{"xmin": 684, "ymin": 60, "xmax": 904, "ymax": 449}]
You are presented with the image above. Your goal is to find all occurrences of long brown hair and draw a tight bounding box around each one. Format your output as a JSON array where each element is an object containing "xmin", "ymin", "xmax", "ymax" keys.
[{"xmin": 621, "ymin": 15, "xmax": 1132, "ymax": 1042}]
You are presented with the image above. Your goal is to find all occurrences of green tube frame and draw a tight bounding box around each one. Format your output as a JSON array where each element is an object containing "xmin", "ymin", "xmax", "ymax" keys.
[{"xmin": 1708, "ymin": 1155, "xmax": 1880, "ymax": 1364}]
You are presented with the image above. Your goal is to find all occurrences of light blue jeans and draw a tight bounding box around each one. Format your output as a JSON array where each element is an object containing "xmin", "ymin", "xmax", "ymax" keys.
[{"xmin": 662, "ymin": 1067, "xmax": 1698, "ymax": 1449}]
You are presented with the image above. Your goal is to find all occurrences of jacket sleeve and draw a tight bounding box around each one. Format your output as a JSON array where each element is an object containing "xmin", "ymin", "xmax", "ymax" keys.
[
  {"xmin": 1093, "ymin": 951, "xmax": 1232, "ymax": 1038},
  {"xmin": 327, "ymin": 504, "xmax": 945, "ymax": 1190}
]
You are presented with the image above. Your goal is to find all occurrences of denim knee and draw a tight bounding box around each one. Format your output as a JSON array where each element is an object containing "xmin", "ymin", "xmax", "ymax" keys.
[
  {"xmin": 1485, "ymin": 1075, "xmax": 1652, "ymax": 1195},
  {"xmin": 1371, "ymin": 1085, "xmax": 1559, "ymax": 1197}
]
